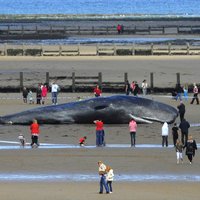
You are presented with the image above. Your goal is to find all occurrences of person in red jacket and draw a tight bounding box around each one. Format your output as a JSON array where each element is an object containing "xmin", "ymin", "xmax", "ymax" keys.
[
  {"xmin": 79, "ymin": 136, "xmax": 87, "ymax": 146},
  {"xmin": 94, "ymin": 85, "xmax": 102, "ymax": 97},
  {"xmin": 30, "ymin": 119, "xmax": 40, "ymax": 148},
  {"xmin": 94, "ymin": 120, "xmax": 105, "ymax": 146}
]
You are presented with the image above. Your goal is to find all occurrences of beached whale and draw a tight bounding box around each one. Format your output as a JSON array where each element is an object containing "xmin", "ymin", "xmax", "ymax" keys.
[{"xmin": 0, "ymin": 95, "xmax": 178, "ymax": 125}]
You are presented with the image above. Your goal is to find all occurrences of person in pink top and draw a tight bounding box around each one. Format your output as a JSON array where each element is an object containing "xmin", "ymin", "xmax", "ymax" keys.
[
  {"xmin": 41, "ymin": 84, "xmax": 48, "ymax": 105},
  {"xmin": 129, "ymin": 118, "xmax": 137, "ymax": 147}
]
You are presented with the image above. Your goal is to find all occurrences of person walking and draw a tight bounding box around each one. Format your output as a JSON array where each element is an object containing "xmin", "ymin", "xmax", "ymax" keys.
[
  {"xmin": 183, "ymin": 83, "xmax": 188, "ymax": 101},
  {"xmin": 172, "ymin": 123, "xmax": 179, "ymax": 146},
  {"xmin": 106, "ymin": 166, "xmax": 114, "ymax": 194},
  {"xmin": 175, "ymin": 84, "xmax": 183, "ymax": 101},
  {"xmin": 175, "ymin": 139, "xmax": 184, "ymax": 164},
  {"xmin": 129, "ymin": 118, "xmax": 137, "ymax": 147},
  {"xmin": 177, "ymin": 101, "xmax": 185, "ymax": 122},
  {"xmin": 94, "ymin": 120, "xmax": 104, "ymax": 147},
  {"xmin": 51, "ymin": 81, "xmax": 60, "ymax": 105},
  {"xmin": 190, "ymin": 83, "xmax": 199, "ymax": 105},
  {"xmin": 185, "ymin": 135, "xmax": 197, "ymax": 164},
  {"xmin": 179, "ymin": 118, "xmax": 190, "ymax": 146},
  {"xmin": 98, "ymin": 161, "xmax": 109, "ymax": 194},
  {"xmin": 30, "ymin": 119, "xmax": 40, "ymax": 148},
  {"xmin": 161, "ymin": 122, "xmax": 169, "ymax": 147}
]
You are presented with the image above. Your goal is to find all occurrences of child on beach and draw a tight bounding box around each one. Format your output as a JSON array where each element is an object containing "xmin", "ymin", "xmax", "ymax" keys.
[
  {"xmin": 175, "ymin": 139, "xmax": 184, "ymax": 164},
  {"xmin": 79, "ymin": 136, "xmax": 87, "ymax": 146},
  {"xmin": 27, "ymin": 90, "xmax": 34, "ymax": 104},
  {"xmin": 18, "ymin": 133, "xmax": 26, "ymax": 147},
  {"xmin": 106, "ymin": 166, "xmax": 114, "ymax": 193}
]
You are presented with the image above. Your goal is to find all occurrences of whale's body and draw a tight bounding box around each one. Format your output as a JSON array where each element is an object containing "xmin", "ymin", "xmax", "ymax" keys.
[{"xmin": 0, "ymin": 95, "xmax": 178, "ymax": 125}]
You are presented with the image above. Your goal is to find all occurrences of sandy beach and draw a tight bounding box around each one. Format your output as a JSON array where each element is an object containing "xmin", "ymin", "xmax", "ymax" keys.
[{"xmin": 0, "ymin": 56, "xmax": 200, "ymax": 200}]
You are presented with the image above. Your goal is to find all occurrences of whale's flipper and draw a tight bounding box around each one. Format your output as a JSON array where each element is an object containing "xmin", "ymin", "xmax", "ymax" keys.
[{"xmin": 129, "ymin": 114, "xmax": 153, "ymax": 124}]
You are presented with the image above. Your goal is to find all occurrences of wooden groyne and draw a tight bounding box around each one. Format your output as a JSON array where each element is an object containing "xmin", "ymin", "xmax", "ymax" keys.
[
  {"xmin": 0, "ymin": 43, "xmax": 200, "ymax": 56},
  {"xmin": 0, "ymin": 72, "xmax": 192, "ymax": 93},
  {"xmin": 0, "ymin": 24, "xmax": 200, "ymax": 39}
]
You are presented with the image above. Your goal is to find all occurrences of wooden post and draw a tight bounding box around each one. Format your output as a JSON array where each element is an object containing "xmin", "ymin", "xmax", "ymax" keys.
[
  {"xmin": 113, "ymin": 44, "xmax": 116, "ymax": 56},
  {"xmin": 92, "ymin": 26, "xmax": 94, "ymax": 34},
  {"xmin": 41, "ymin": 44, "xmax": 44, "ymax": 56},
  {"xmin": 22, "ymin": 25, "xmax": 24, "ymax": 37},
  {"xmin": 176, "ymin": 73, "xmax": 180, "ymax": 86},
  {"xmin": 4, "ymin": 43, "xmax": 7, "ymax": 56},
  {"xmin": 96, "ymin": 44, "xmax": 99, "ymax": 56},
  {"xmin": 46, "ymin": 72, "xmax": 49, "ymax": 85},
  {"xmin": 124, "ymin": 72, "xmax": 128, "ymax": 82},
  {"xmin": 150, "ymin": 72, "xmax": 154, "ymax": 90},
  {"xmin": 7, "ymin": 25, "xmax": 10, "ymax": 37},
  {"xmin": 22, "ymin": 43, "xmax": 25, "ymax": 56},
  {"xmin": 151, "ymin": 43, "xmax": 154, "ymax": 55},
  {"xmin": 78, "ymin": 26, "xmax": 80, "ymax": 35},
  {"xmin": 98, "ymin": 72, "xmax": 102, "ymax": 88},
  {"xmin": 186, "ymin": 42, "xmax": 190, "ymax": 55},
  {"xmin": 132, "ymin": 43, "xmax": 135, "ymax": 55},
  {"xmin": 59, "ymin": 45, "xmax": 62, "ymax": 56},
  {"xmin": 168, "ymin": 43, "xmax": 171, "ymax": 55},
  {"xmin": 20, "ymin": 72, "xmax": 23, "ymax": 91},
  {"xmin": 72, "ymin": 72, "xmax": 75, "ymax": 92},
  {"xmin": 162, "ymin": 27, "xmax": 165, "ymax": 34},
  {"xmin": 78, "ymin": 44, "xmax": 80, "ymax": 56}
]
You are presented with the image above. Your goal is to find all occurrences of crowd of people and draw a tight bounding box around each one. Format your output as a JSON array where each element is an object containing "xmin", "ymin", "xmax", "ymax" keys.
[
  {"xmin": 125, "ymin": 79, "xmax": 148, "ymax": 96},
  {"xmin": 22, "ymin": 81, "xmax": 60, "ymax": 105}
]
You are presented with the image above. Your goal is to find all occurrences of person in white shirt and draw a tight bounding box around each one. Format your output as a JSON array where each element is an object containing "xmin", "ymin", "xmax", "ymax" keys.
[
  {"xmin": 141, "ymin": 79, "xmax": 148, "ymax": 96},
  {"xmin": 161, "ymin": 122, "xmax": 169, "ymax": 147},
  {"xmin": 51, "ymin": 81, "xmax": 60, "ymax": 105},
  {"xmin": 106, "ymin": 166, "xmax": 114, "ymax": 193},
  {"xmin": 98, "ymin": 161, "xmax": 109, "ymax": 194}
]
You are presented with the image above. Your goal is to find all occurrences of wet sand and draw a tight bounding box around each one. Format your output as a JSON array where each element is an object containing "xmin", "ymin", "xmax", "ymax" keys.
[{"xmin": 0, "ymin": 56, "xmax": 200, "ymax": 199}]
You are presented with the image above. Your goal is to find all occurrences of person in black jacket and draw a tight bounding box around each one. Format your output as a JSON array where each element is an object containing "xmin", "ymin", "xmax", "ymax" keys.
[
  {"xmin": 179, "ymin": 118, "xmax": 190, "ymax": 146},
  {"xmin": 177, "ymin": 101, "xmax": 185, "ymax": 122},
  {"xmin": 185, "ymin": 135, "xmax": 197, "ymax": 164}
]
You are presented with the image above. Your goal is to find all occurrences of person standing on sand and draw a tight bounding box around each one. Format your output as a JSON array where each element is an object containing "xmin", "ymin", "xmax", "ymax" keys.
[
  {"xmin": 98, "ymin": 161, "xmax": 109, "ymax": 194},
  {"xmin": 175, "ymin": 139, "xmax": 184, "ymax": 164},
  {"xmin": 129, "ymin": 118, "xmax": 137, "ymax": 147},
  {"xmin": 190, "ymin": 83, "xmax": 199, "ymax": 105},
  {"xmin": 161, "ymin": 122, "xmax": 169, "ymax": 147},
  {"xmin": 177, "ymin": 101, "xmax": 185, "ymax": 122},
  {"xmin": 22, "ymin": 87, "xmax": 28, "ymax": 103},
  {"xmin": 30, "ymin": 119, "xmax": 40, "ymax": 148},
  {"xmin": 184, "ymin": 135, "xmax": 197, "ymax": 164},
  {"xmin": 106, "ymin": 166, "xmax": 114, "ymax": 194},
  {"xmin": 125, "ymin": 80, "xmax": 131, "ymax": 95},
  {"xmin": 172, "ymin": 123, "xmax": 179, "ymax": 146},
  {"xmin": 36, "ymin": 83, "xmax": 42, "ymax": 105},
  {"xmin": 94, "ymin": 120, "xmax": 104, "ymax": 146},
  {"xmin": 51, "ymin": 81, "xmax": 60, "ymax": 105},
  {"xmin": 41, "ymin": 84, "xmax": 48, "ymax": 105},
  {"xmin": 141, "ymin": 79, "xmax": 148, "ymax": 96},
  {"xmin": 179, "ymin": 118, "xmax": 190, "ymax": 146}
]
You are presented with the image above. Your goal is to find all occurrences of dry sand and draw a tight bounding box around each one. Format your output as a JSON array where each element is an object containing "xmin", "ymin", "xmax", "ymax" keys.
[{"xmin": 0, "ymin": 56, "xmax": 200, "ymax": 200}]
